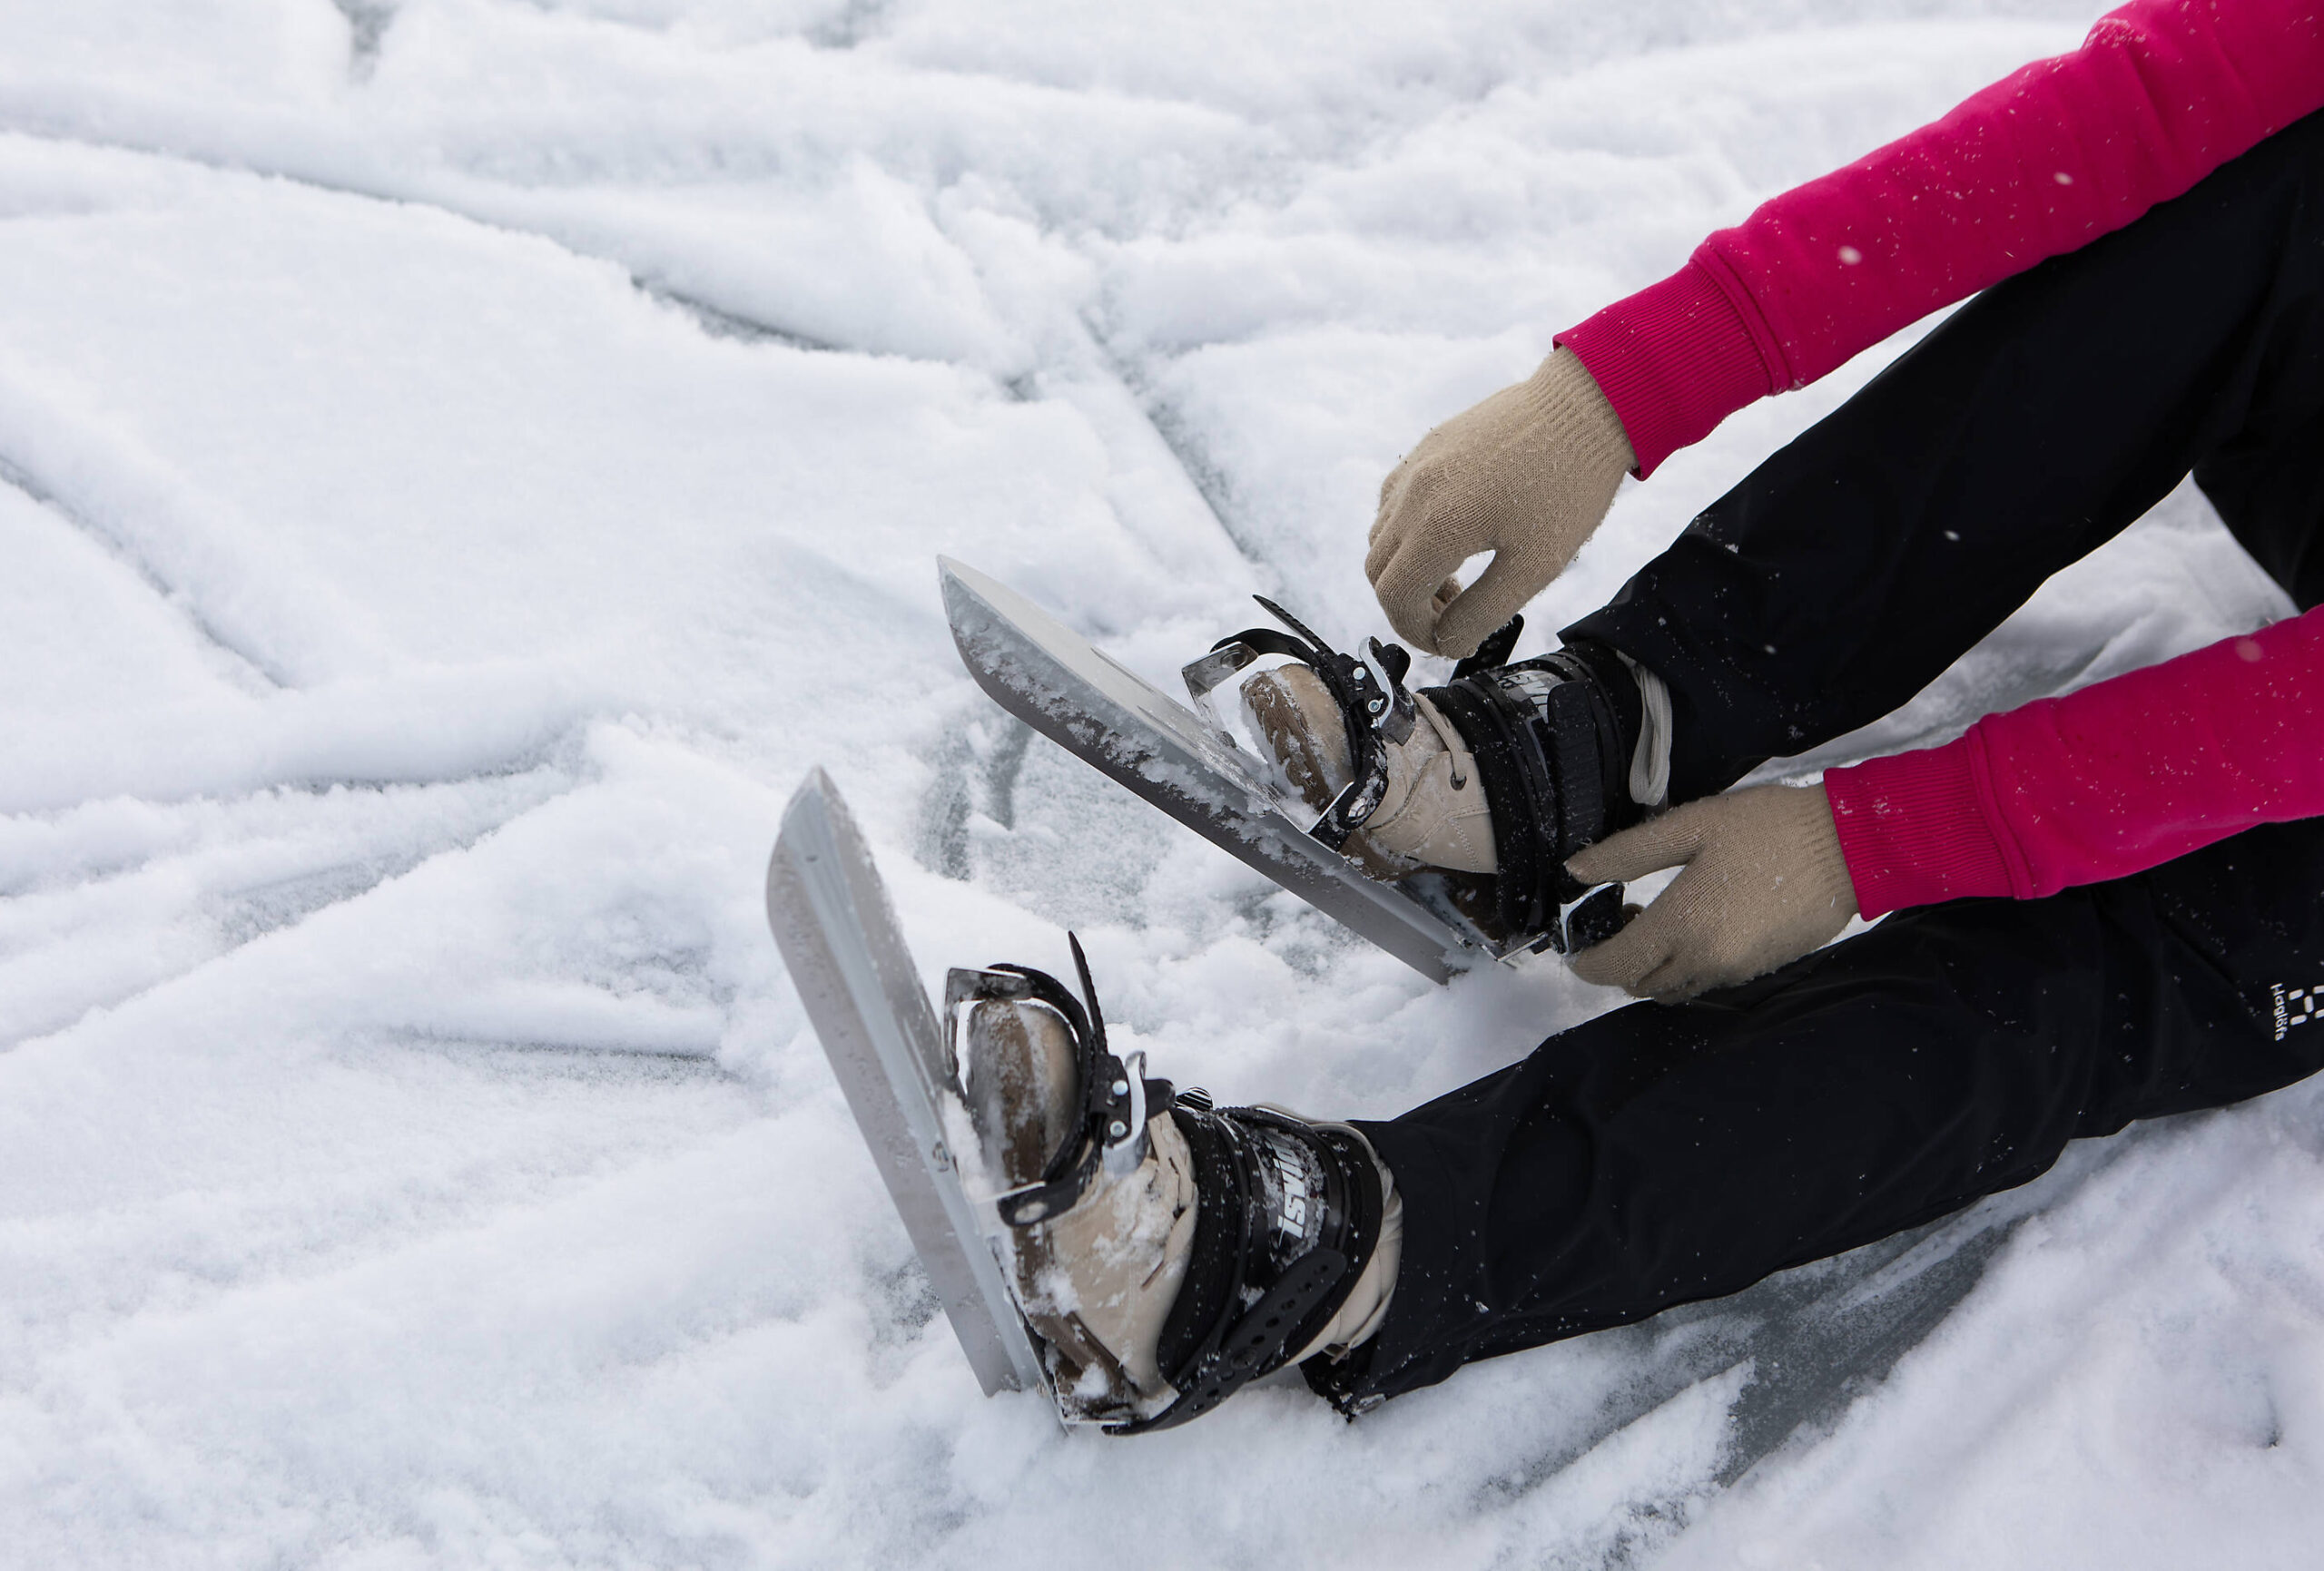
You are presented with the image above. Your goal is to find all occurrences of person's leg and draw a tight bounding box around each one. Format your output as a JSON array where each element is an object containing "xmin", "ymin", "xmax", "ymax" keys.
[
  {"xmin": 1565, "ymin": 109, "xmax": 2324, "ymax": 804},
  {"xmin": 2190, "ymin": 191, "xmax": 2324, "ymax": 613},
  {"xmin": 1325, "ymin": 811, "xmax": 2324, "ymax": 1407}
]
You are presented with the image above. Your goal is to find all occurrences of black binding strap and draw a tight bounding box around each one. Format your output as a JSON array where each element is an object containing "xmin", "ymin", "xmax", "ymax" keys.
[
  {"xmin": 1116, "ymin": 1249, "xmax": 1350, "ymax": 1435},
  {"xmin": 1424, "ymin": 647, "xmax": 1640, "ymax": 951},
  {"xmin": 1423, "ymin": 675, "xmax": 1559, "ymax": 939},
  {"xmin": 1448, "ymin": 614, "xmax": 1523, "ymax": 682},
  {"xmin": 1107, "ymin": 1113, "xmax": 1384, "ymax": 1437}
]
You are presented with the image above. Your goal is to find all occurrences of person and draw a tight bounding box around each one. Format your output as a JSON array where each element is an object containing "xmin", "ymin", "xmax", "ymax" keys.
[{"xmin": 958, "ymin": 0, "xmax": 2324, "ymax": 1434}]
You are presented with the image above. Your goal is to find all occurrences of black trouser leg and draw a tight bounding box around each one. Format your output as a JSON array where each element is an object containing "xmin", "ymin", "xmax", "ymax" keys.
[
  {"xmin": 1338, "ymin": 813, "xmax": 2324, "ymax": 1404},
  {"xmin": 1565, "ymin": 109, "xmax": 2324, "ymax": 804}
]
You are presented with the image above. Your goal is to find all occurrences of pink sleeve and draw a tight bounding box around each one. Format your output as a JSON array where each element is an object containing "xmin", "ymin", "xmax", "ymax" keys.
[
  {"xmin": 1824, "ymin": 606, "xmax": 2324, "ymax": 918},
  {"xmin": 1558, "ymin": 0, "xmax": 2324, "ymax": 476}
]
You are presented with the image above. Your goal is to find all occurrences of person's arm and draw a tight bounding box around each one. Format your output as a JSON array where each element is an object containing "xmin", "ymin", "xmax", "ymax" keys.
[
  {"xmin": 1372, "ymin": 0, "xmax": 2324, "ymax": 654},
  {"xmin": 1559, "ymin": 0, "xmax": 2324, "ymax": 478},
  {"xmin": 1567, "ymin": 609, "xmax": 2324, "ymax": 997},
  {"xmin": 1828, "ymin": 605, "xmax": 2324, "ymax": 916}
]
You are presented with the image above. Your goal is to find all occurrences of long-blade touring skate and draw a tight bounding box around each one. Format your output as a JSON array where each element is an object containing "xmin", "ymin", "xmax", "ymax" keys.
[
  {"xmin": 768, "ymin": 770, "xmax": 1398, "ymax": 1433},
  {"xmin": 940, "ymin": 559, "xmax": 1637, "ymax": 977}
]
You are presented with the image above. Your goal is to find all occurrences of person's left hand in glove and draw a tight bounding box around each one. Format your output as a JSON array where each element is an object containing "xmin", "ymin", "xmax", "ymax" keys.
[{"xmin": 1565, "ymin": 783, "xmax": 1860, "ymax": 1000}]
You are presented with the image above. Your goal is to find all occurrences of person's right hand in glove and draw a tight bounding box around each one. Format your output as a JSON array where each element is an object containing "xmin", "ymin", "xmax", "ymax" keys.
[
  {"xmin": 1564, "ymin": 783, "xmax": 1860, "ymax": 1000},
  {"xmin": 1365, "ymin": 347, "xmax": 1635, "ymax": 659}
]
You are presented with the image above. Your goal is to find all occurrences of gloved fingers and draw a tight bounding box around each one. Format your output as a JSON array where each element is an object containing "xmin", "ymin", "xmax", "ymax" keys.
[
  {"xmin": 1568, "ymin": 905, "xmax": 1674, "ymax": 993},
  {"xmin": 1365, "ymin": 478, "xmax": 1474, "ymax": 571},
  {"xmin": 1633, "ymin": 894, "xmax": 1833, "ymax": 1000},
  {"xmin": 1369, "ymin": 460, "xmax": 1414, "ymax": 547},
  {"xmin": 1572, "ymin": 851, "xmax": 1732, "ymax": 997},
  {"xmin": 1429, "ymin": 574, "xmax": 1462, "ymax": 619},
  {"xmin": 1368, "ymin": 533, "xmax": 1471, "ymax": 653},
  {"xmin": 1374, "ymin": 445, "xmax": 1420, "ymax": 512},
  {"xmin": 1616, "ymin": 897, "xmax": 1730, "ymax": 1000},
  {"xmin": 1364, "ymin": 490, "xmax": 1404, "ymax": 580},
  {"xmin": 1365, "ymin": 453, "xmax": 1446, "ymax": 581},
  {"xmin": 1428, "ymin": 548, "xmax": 1554, "ymax": 661},
  {"xmin": 1632, "ymin": 954, "xmax": 1714, "ymax": 1002},
  {"xmin": 1565, "ymin": 800, "xmax": 1712, "ymax": 886}
]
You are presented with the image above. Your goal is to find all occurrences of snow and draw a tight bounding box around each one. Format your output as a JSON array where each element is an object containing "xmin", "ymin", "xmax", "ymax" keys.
[{"xmin": 0, "ymin": 1, "xmax": 2315, "ymax": 1566}]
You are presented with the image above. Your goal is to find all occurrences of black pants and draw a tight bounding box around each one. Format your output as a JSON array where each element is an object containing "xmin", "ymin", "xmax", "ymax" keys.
[{"xmin": 1344, "ymin": 111, "xmax": 2324, "ymax": 1406}]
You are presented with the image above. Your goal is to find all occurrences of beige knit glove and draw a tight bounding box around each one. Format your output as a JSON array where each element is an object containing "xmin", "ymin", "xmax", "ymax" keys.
[
  {"xmin": 1565, "ymin": 783, "xmax": 1859, "ymax": 1000},
  {"xmin": 1366, "ymin": 348, "xmax": 1635, "ymax": 658}
]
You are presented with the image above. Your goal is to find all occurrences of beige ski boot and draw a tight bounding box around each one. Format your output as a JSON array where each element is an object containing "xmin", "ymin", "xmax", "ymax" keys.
[
  {"xmin": 1240, "ymin": 662, "xmax": 1497, "ymax": 879},
  {"xmin": 1188, "ymin": 597, "xmax": 1647, "ymax": 951},
  {"xmin": 950, "ymin": 939, "xmax": 1399, "ymax": 1432}
]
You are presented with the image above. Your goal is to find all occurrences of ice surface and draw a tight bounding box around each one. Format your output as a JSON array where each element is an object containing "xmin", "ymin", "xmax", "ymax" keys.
[{"xmin": 0, "ymin": 1, "xmax": 2314, "ymax": 1566}]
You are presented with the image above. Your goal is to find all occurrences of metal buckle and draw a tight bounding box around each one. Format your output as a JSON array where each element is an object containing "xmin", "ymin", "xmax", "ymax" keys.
[{"xmin": 1533, "ymin": 881, "xmax": 1630, "ymax": 956}]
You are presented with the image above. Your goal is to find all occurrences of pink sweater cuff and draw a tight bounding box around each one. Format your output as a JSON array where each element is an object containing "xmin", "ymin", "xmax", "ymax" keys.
[
  {"xmin": 1554, "ymin": 256, "xmax": 1776, "ymax": 478},
  {"xmin": 1826, "ymin": 738, "xmax": 2017, "ymax": 918}
]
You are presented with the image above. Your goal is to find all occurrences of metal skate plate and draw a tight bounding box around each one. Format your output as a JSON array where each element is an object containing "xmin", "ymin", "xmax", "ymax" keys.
[
  {"xmin": 940, "ymin": 556, "xmax": 1503, "ymax": 983},
  {"xmin": 766, "ymin": 768, "xmax": 1047, "ymax": 1399}
]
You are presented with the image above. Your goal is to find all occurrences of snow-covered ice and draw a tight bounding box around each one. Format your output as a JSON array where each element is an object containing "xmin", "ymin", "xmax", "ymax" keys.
[{"xmin": 1, "ymin": 1, "xmax": 2317, "ymax": 1566}]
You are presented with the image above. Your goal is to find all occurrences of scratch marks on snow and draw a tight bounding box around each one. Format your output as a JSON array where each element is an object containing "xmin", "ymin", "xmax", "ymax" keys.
[
  {"xmin": 911, "ymin": 697, "xmax": 1181, "ymax": 933},
  {"xmin": 0, "ymin": 451, "xmax": 289, "ymax": 691},
  {"xmin": 0, "ymin": 759, "xmax": 582, "ymax": 1053},
  {"xmin": 1472, "ymin": 1154, "xmax": 2132, "ymax": 1527},
  {"xmin": 635, "ymin": 277, "xmax": 849, "ymax": 354},
  {"xmin": 0, "ymin": 123, "xmax": 924, "ymax": 374},
  {"xmin": 1712, "ymin": 1213, "xmax": 2023, "ymax": 1484},
  {"xmin": 1088, "ymin": 329, "xmax": 1271, "ymax": 574},
  {"xmin": 1469, "ymin": 1218, "xmax": 2008, "ymax": 1505},
  {"xmin": 915, "ymin": 707, "xmax": 1032, "ymax": 880}
]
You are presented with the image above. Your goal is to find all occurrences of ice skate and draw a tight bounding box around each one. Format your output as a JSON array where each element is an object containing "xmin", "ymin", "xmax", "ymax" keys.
[
  {"xmin": 945, "ymin": 557, "xmax": 1628, "ymax": 977},
  {"xmin": 1191, "ymin": 598, "xmax": 1648, "ymax": 950},
  {"xmin": 950, "ymin": 938, "xmax": 1399, "ymax": 1433}
]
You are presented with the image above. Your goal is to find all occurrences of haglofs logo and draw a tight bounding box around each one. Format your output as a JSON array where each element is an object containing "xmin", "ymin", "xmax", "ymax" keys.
[{"xmin": 2273, "ymin": 984, "xmax": 2319, "ymax": 1041}]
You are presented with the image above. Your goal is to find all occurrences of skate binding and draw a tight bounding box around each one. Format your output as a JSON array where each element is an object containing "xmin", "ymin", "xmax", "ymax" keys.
[
  {"xmin": 773, "ymin": 770, "xmax": 1399, "ymax": 1436},
  {"xmin": 1184, "ymin": 598, "xmax": 1630, "ymax": 957},
  {"xmin": 949, "ymin": 937, "xmax": 1387, "ymax": 1436},
  {"xmin": 1183, "ymin": 595, "xmax": 1419, "ymax": 849}
]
